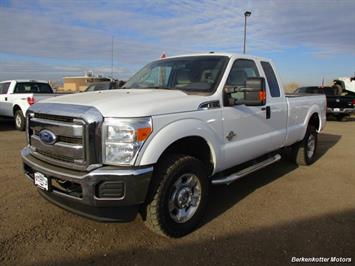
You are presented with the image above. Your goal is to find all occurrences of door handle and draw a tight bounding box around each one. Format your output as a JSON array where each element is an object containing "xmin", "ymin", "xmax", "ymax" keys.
[
  {"xmin": 261, "ymin": 106, "xmax": 271, "ymax": 119},
  {"xmin": 5, "ymin": 97, "xmax": 8, "ymax": 101}
]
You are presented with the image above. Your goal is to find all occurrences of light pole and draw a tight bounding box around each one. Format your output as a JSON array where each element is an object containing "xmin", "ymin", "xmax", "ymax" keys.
[{"xmin": 243, "ymin": 11, "xmax": 251, "ymax": 54}]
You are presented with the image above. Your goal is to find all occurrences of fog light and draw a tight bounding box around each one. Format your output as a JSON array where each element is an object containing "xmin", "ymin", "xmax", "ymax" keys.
[{"xmin": 97, "ymin": 181, "xmax": 125, "ymax": 198}]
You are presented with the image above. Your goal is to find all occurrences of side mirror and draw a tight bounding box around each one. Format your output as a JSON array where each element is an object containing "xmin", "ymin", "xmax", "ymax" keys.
[{"xmin": 224, "ymin": 77, "xmax": 266, "ymax": 106}]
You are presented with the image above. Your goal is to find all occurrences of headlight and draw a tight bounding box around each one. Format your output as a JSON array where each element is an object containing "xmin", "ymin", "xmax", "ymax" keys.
[{"xmin": 102, "ymin": 117, "xmax": 152, "ymax": 166}]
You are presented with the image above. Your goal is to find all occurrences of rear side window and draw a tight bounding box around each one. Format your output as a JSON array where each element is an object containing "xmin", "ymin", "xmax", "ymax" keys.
[
  {"xmin": 14, "ymin": 83, "xmax": 53, "ymax": 94},
  {"xmin": 323, "ymin": 87, "xmax": 337, "ymax": 96},
  {"xmin": 297, "ymin": 88, "xmax": 306, "ymax": 93},
  {"xmin": 261, "ymin": 61, "xmax": 280, "ymax": 97},
  {"xmin": 306, "ymin": 87, "xmax": 320, "ymax": 93},
  {"xmin": 226, "ymin": 59, "xmax": 260, "ymax": 86},
  {"xmin": 86, "ymin": 83, "xmax": 111, "ymax": 92},
  {"xmin": 0, "ymin": 82, "xmax": 10, "ymax": 94}
]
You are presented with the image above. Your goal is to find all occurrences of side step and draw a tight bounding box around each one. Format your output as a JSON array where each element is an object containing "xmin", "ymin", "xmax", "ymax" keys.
[{"xmin": 212, "ymin": 154, "xmax": 282, "ymax": 185}]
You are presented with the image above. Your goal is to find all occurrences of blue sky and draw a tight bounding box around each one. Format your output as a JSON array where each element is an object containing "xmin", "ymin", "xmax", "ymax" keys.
[{"xmin": 0, "ymin": 0, "xmax": 354, "ymax": 86}]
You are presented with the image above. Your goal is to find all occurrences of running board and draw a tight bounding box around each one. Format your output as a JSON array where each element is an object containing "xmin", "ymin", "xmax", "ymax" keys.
[{"xmin": 212, "ymin": 154, "xmax": 282, "ymax": 185}]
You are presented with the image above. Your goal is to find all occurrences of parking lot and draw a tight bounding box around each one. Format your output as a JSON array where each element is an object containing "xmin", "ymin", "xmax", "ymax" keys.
[{"xmin": 0, "ymin": 117, "xmax": 354, "ymax": 265}]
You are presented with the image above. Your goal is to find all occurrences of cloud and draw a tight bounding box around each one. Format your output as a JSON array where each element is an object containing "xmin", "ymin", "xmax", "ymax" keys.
[
  {"xmin": 0, "ymin": 0, "xmax": 354, "ymax": 81},
  {"xmin": 0, "ymin": 60, "xmax": 130, "ymax": 81}
]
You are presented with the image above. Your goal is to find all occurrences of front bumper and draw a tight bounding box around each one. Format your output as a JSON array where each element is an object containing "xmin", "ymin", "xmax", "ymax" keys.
[{"xmin": 21, "ymin": 147, "xmax": 153, "ymax": 222}]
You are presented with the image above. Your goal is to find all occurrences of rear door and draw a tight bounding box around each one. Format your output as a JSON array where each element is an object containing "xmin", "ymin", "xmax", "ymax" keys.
[
  {"xmin": 221, "ymin": 59, "xmax": 277, "ymax": 170},
  {"xmin": 259, "ymin": 61, "xmax": 288, "ymax": 148}
]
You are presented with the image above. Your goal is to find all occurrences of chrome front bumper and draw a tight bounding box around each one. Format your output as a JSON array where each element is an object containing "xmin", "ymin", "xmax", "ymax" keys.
[{"xmin": 21, "ymin": 147, "xmax": 153, "ymax": 222}]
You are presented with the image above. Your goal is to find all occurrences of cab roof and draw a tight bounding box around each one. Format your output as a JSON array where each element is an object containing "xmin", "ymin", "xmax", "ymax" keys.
[{"xmin": 162, "ymin": 52, "xmax": 270, "ymax": 62}]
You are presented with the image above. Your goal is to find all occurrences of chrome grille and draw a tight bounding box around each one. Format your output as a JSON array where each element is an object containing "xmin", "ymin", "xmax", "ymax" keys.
[
  {"xmin": 28, "ymin": 114, "xmax": 87, "ymax": 170},
  {"xmin": 27, "ymin": 103, "xmax": 104, "ymax": 171}
]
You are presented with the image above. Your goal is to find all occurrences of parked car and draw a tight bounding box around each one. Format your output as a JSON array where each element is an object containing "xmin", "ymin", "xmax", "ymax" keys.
[
  {"xmin": 84, "ymin": 80, "xmax": 125, "ymax": 92},
  {"xmin": 0, "ymin": 80, "xmax": 63, "ymax": 130},
  {"xmin": 294, "ymin": 86, "xmax": 355, "ymax": 121},
  {"xmin": 21, "ymin": 53, "xmax": 326, "ymax": 237}
]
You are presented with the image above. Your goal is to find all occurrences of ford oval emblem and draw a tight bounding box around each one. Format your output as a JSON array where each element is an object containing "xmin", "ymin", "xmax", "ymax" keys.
[{"xmin": 39, "ymin": 129, "xmax": 57, "ymax": 145}]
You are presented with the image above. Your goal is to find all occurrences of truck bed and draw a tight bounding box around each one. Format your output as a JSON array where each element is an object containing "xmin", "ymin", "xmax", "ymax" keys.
[{"xmin": 285, "ymin": 93, "xmax": 326, "ymax": 147}]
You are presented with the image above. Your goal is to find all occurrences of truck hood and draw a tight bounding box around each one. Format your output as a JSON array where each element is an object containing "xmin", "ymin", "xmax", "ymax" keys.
[{"xmin": 42, "ymin": 89, "xmax": 209, "ymax": 117}]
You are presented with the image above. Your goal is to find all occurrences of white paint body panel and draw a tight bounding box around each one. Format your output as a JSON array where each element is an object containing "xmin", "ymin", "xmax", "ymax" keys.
[{"xmin": 32, "ymin": 53, "xmax": 327, "ymax": 174}]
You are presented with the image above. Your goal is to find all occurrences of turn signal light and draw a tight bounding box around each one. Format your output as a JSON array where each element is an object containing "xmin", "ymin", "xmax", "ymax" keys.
[
  {"xmin": 259, "ymin": 90, "xmax": 266, "ymax": 103},
  {"xmin": 136, "ymin": 127, "xmax": 152, "ymax": 142},
  {"xmin": 27, "ymin": 97, "xmax": 35, "ymax": 105}
]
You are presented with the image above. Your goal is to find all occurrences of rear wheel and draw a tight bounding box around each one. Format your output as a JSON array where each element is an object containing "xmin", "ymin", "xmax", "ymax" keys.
[
  {"xmin": 291, "ymin": 125, "xmax": 318, "ymax": 165},
  {"xmin": 14, "ymin": 110, "xmax": 26, "ymax": 131},
  {"xmin": 143, "ymin": 154, "xmax": 208, "ymax": 238}
]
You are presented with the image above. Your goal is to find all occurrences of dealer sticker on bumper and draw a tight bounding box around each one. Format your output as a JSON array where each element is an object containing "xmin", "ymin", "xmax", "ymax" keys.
[{"xmin": 34, "ymin": 172, "xmax": 49, "ymax": 191}]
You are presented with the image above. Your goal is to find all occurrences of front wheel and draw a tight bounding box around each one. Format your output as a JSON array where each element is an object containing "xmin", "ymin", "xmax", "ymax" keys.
[
  {"xmin": 291, "ymin": 125, "xmax": 318, "ymax": 165},
  {"xmin": 143, "ymin": 154, "xmax": 209, "ymax": 238},
  {"xmin": 14, "ymin": 110, "xmax": 26, "ymax": 131}
]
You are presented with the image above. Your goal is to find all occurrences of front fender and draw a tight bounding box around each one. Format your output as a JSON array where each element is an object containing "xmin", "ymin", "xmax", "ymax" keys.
[{"xmin": 136, "ymin": 119, "xmax": 222, "ymax": 174}]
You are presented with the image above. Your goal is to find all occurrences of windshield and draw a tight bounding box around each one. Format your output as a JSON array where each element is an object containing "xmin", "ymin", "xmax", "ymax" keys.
[{"xmin": 123, "ymin": 56, "xmax": 229, "ymax": 93}]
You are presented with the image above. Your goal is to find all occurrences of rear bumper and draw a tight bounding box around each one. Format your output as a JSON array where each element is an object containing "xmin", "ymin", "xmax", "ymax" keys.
[
  {"xmin": 327, "ymin": 108, "xmax": 354, "ymax": 114},
  {"xmin": 21, "ymin": 147, "xmax": 153, "ymax": 222}
]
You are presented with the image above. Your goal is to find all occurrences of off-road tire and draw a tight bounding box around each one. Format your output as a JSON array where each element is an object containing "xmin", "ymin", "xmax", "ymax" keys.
[
  {"xmin": 14, "ymin": 110, "xmax": 26, "ymax": 131},
  {"xmin": 143, "ymin": 154, "xmax": 208, "ymax": 238},
  {"xmin": 291, "ymin": 125, "xmax": 318, "ymax": 166}
]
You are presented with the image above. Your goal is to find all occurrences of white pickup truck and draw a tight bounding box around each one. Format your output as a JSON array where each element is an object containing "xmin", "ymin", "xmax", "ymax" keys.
[
  {"xmin": 21, "ymin": 53, "xmax": 326, "ymax": 237},
  {"xmin": 0, "ymin": 80, "xmax": 57, "ymax": 130}
]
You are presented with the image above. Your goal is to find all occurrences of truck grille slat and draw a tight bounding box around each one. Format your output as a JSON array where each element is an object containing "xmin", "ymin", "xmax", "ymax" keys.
[
  {"xmin": 34, "ymin": 131, "xmax": 82, "ymax": 144},
  {"xmin": 34, "ymin": 113, "xmax": 74, "ymax": 123},
  {"xmin": 36, "ymin": 150, "xmax": 75, "ymax": 163}
]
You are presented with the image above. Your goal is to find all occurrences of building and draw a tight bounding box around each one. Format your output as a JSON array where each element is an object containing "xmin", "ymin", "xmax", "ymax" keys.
[{"xmin": 58, "ymin": 73, "xmax": 110, "ymax": 92}]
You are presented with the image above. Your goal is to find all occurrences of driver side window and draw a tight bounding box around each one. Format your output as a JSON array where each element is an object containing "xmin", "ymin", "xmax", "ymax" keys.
[
  {"xmin": 226, "ymin": 59, "xmax": 260, "ymax": 86},
  {"xmin": 226, "ymin": 59, "xmax": 260, "ymax": 101}
]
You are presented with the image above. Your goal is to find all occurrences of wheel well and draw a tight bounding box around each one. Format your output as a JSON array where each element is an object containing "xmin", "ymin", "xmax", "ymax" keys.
[
  {"xmin": 13, "ymin": 105, "xmax": 21, "ymax": 116},
  {"xmin": 158, "ymin": 136, "xmax": 214, "ymax": 176},
  {"xmin": 309, "ymin": 113, "xmax": 320, "ymax": 131}
]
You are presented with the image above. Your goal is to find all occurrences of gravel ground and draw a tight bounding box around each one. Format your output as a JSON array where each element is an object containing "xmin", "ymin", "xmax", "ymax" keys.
[{"xmin": 0, "ymin": 117, "xmax": 354, "ymax": 265}]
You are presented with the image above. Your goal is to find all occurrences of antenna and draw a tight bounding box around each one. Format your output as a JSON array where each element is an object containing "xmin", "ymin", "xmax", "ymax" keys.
[
  {"xmin": 111, "ymin": 36, "xmax": 114, "ymax": 79},
  {"xmin": 117, "ymin": 39, "xmax": 120, "ymax": 80}
]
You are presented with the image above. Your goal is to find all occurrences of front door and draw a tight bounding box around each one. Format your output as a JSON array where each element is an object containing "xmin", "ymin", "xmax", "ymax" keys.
[{"xmin": 221, "ymin": 59, "xmax": 276, "ymax": 170}]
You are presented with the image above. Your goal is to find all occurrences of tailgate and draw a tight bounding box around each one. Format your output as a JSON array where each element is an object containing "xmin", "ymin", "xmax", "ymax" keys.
[{"xmin": 327, "ymin": 96, "xmax": 354, "ymax": 109}]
